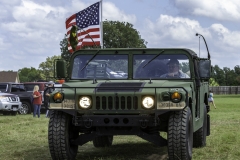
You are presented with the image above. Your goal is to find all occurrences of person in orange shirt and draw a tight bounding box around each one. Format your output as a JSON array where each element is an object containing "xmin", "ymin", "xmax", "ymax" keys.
[{"xmin": 33, "ymin": 85, "xmax": 42, "ymax": 118}]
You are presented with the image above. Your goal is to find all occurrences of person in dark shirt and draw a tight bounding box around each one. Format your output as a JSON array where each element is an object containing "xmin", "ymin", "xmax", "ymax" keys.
[{"xmin": 45, "ymin": 82, "xmax": 54, "ymax": 118}]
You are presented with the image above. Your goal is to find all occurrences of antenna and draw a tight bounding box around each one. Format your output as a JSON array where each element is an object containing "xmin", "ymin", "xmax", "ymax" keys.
[{"xmin": 196, "ymin": 33, "xmax": 211, "ymax": 59}]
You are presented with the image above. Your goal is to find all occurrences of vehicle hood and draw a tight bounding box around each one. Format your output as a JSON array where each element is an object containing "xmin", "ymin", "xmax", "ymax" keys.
[
  {"xmin": 61, "ymin": 80, "xmax": 193, "ymax": 93},
  {"xmin": 0, "ymin": 92, "xmax": 19, "ymax": 97}
]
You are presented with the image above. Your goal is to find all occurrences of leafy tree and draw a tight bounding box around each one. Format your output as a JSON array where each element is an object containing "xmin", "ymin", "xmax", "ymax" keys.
[
  {"xmin": 103, "ymin": 20, "xmax": 147, "ymax": 48},
  {"xmin": 234, "ymin": 65, "xmax": 240, "ymax": 75},
  {"xmin": 209, "ymin": 78, "xmax": 219, "ymax": 86},
  {"xmin": 18, "ymin": 67, "xmax": 42, "ymax": 82},
  {"xmin": 60, "ymin": 34, "xmax": 71, "ymax": 62},
  {"xmin": 212, "ymin": 65, "xmax": 225, "ymax": 86},
  {"xmin": 38, "ymin": 55, "xmax": 61, "ymax": 81},
  {"xmin": 181, "ymin": 62, "xmax": 189, "ymax": 73}
]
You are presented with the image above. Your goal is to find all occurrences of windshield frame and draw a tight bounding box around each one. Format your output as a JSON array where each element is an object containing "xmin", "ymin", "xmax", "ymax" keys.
[{"xmin": 69, "ymin": 49, "xmax": 193, "ymax": 80}]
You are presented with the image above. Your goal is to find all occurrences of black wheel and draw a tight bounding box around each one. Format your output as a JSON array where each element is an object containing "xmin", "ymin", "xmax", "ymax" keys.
[
  {"xmin": 193, "ymin": 106, "xmax": 207, "ymax": 147},
  {"xmin": 93, "ymin": 135, "xmax": 113, "ymax": 148},
  {"xmin": 168, "ymin": 107, "xmax": 193, "ymax": 160},
  {"xmin": 48, "ymin": 111, "xmax": 79, "ymax": 160},
  {"xmin": 19, "ymin": 101, "xmax": 31, "ymax": 114}
]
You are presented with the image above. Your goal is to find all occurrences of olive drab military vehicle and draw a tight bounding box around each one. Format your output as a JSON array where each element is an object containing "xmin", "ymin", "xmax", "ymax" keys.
[{"xmin": 46, "ymin": 43, "xmax": 211, "ymax": 159}]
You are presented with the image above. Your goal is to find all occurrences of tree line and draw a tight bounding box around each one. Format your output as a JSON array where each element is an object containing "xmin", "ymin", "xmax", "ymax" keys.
[
  {"xmin": 211, "ymin": 65, "xmax": 240, "ymax": 86},
  {"xmin": 17, "ymin": 20, "xmax": 239, "ymax": 86}
]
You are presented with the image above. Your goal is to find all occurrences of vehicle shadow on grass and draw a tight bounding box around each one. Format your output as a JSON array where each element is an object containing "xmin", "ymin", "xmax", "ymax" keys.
[
  {"xmin": 77, "ymin": 142, "xmax": 168, "ymax": 160},
  {"xmin": 17, "ymin": 141, "xmax": 168, "ymax": 160}
]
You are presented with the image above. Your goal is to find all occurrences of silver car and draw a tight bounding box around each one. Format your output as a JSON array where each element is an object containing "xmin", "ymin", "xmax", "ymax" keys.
[{"xmin": 0, "ymin": 92, "xmax": 22, "ymax": 116}]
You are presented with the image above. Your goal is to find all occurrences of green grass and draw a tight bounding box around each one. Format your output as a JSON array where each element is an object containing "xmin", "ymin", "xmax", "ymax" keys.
[{"xmin": 0, "ymin": 95, "xmax": 240, "ymax": 160}]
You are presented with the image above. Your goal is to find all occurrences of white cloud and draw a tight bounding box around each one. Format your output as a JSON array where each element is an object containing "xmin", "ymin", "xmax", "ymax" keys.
[
  {"xmin": 140, "ymin": 14, "xmax": 240, "ymax": 69},
  {"xmin": 103, "ymin": 2, "xmax": 137, "ymax": 24},
  {"xmin": 210, "ymin": 24, "xmax": 240, "ymax": 49},
  {"xmin": 142, "ymin": 15, "xmax": 210, "ymax": 47},
  {"xmin": 0, "ymin": 37, "xmax": 12, "ymax": 51},
  {"xmin": 170, "ymin": 0, "xmax": 240, "ymax": 21}
]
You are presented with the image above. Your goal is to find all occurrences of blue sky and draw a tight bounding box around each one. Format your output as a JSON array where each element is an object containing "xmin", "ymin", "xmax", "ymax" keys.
[{"xmin": 0, "ymin": 0, "xmax": 240, "ymax": 71}]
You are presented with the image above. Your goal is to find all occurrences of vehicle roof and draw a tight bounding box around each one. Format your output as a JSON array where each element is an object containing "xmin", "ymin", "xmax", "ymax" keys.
[
  {"xmin": 24, "ymin": 82, "xmax": 48, "ymax": 84},
  {"xmin": 73, "ymin": 48, "xmax": 198, "ymax": 58},
  {"xmin": 0, "ymin": 82, "xmax": 24, "ymax": 85}
]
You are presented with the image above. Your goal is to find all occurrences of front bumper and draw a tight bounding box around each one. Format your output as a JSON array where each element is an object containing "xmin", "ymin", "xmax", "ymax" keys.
[
  {"xmin": 0, "ymin": 101, "xmax": 22, "ymax": 111},
  {"xmin": 73, "ymin": 115, "xmax": 157, "ymax": 128}
]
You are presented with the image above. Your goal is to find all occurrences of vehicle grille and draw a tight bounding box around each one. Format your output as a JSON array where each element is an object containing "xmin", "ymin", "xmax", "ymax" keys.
[
  {"xmin": 96, "ymin": 95, "xmax": 138, "ymax": 110},
  {"xmin": 11, "ymin": 105, "xmax": 19, "ymax": 109},
  {"xmin": 10, "ymin": 97, "xmax": 17, "ymax": 101},
  {"xmin": 96, "ymin": 82, "xmax": 144, "ymax": 92}
]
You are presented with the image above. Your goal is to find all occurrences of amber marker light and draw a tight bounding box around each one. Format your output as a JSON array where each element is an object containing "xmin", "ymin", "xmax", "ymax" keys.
[
  {"xmin": 53, "ymin": 92, "xmax": 63, "ymax": 103},
  {"xmin": 171, "ymin": 92, "xmax": 182, "ymax": 103}
]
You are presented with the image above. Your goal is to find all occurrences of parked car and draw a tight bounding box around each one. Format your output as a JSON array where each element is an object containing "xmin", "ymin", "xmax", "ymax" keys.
[
  {"xmin": 115, "ymin": 71, "xmax": 128, "ymax": 77},
  {"xmin": 0, "ymin": 92, "xmax": 22, "ymax": 116},
  {"xmin": 0, "ymin": 82, "xmax": 32, "ymax": 114},
  {"xmin": 106, "ymin": 68, "xmax": 123, "ymax": 78}
]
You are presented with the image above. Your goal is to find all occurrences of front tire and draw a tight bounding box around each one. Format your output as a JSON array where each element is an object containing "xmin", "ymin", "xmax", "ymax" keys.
[
  {"xmin": 48, "ymin": 111, "xmax": 79, "ymax": 160},
  {"xmin": 93, "ymin": 135, "xmax": 113, "ymax": 148},
  {"xmin": 168, "ymin": 107, "xmax": 193, "ymax": 160},
  {"xmin": 19, "ymin": 101, "xmax": 31, "ymax": 114}
]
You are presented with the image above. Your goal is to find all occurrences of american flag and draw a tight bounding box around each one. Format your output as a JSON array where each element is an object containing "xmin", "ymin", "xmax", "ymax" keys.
[{"xmin": 66, "ymin": 1, "xmax": 101, "ymax": 53}]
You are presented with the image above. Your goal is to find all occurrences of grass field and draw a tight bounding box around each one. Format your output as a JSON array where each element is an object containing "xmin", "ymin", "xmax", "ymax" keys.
[{"xmin": 0, "ymin": 95, "xmax": 240, "ymax": 160}]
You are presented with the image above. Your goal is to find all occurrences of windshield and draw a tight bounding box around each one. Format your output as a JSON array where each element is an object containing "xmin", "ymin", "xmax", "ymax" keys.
[
  {"xmin": 0, "ymin": 84, "xmax": 7, "ymax": 92},
  {"xmin": 71, "ymin": 55, "xmax": 128, "ymax": 79},
  {"xmin": 133, "ymin": 54, "xmax": 190, "ymax": 79}
]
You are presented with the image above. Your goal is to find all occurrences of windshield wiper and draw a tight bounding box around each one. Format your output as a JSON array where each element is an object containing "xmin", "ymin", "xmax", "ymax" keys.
[
  {"xmin": 142, "ymin": 50, "xmax": 165, "ymax": 68},
  {"xmin": 80, "ymin": 50, "xmax": 100, "ymax": 71}
]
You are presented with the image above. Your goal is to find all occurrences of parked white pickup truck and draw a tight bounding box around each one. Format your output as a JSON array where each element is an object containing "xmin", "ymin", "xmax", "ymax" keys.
[{"xmin": 0, "ymin": 92, "xmax": 22, "ymax": 116}]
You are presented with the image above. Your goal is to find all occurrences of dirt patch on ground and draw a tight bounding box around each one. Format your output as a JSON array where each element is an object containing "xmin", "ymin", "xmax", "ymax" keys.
[{"xmin": 146, "ymin": 154, "xmax": 168, "ymax": 160}]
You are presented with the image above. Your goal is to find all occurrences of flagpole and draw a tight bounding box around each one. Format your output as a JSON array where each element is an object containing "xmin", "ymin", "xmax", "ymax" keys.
[{"xmin": 100, "ymin": 0, "xmax": 103, "ymax": 48}]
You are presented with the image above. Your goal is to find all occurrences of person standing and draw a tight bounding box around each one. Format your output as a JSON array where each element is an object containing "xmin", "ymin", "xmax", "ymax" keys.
[
  {"xmin": 33, "ymin": 85, "xmax": 42, "ymax": 118},
  {"xmin": 45, "ymin": 82, "xmax": 54, "ymax": 118},
  {"xmin": 208, "ymin": 90, "xmax": 216, "ymax": 109}
]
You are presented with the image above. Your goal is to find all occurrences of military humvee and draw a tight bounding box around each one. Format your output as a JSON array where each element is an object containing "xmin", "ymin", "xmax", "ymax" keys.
[{"xmin": 47, "ymin": 48, "xmax": 211, "ymax": 160}]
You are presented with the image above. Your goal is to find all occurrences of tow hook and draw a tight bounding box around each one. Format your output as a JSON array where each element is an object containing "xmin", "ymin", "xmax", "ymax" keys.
[
  {"xmin": 139, "ymin": 119, "xmax": 149, "ymax": 128},
  {"xmin": 84, "ymin": 119, "xmax": 93, "ymax": 128}
]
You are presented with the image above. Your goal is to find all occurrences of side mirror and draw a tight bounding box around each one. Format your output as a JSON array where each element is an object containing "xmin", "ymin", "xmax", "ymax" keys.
[
  {"xmin": 55, "ymin": 59, "xmax": 67, "ymax": 79},
  {"xmin": 198, "ymin": 60, "xmax": 211, "ymax": 79}
]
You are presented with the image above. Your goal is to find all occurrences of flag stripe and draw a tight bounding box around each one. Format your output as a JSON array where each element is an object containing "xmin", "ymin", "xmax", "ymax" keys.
[
  {"xmin": 65, "ymin": 14, "xmax": 76, "ymax": 28},
  {"xmin": 67, "ymin": 26, "xmax": 100, "ymax": 35}
]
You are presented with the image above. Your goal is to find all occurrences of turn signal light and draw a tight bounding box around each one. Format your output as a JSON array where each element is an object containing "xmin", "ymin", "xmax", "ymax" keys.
[
  {"xmin": 53, "ymin": 92, "xmax": 64, "ymax": 103},
  {"xmin": 171, "ymin": 92, "xmax": 182, "ymax": 103}
]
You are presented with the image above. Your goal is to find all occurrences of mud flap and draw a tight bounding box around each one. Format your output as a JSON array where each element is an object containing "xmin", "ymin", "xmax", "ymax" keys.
[{"xmin": 207, "ymin": 114, "xmax": 210, "ymax": 136}]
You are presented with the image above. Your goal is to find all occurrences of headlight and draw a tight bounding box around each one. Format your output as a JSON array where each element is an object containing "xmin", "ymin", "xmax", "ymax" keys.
[
  {"xmin": 0, "ymin": 97, "xmax": 9, "ymax": 102},
  {"xmin": 53, "ymin": 92, "xmax": 64, "ymax": 103},
  {"xmin": 171, "ymin": 92, "xmax": 182, "ymax": 103},
  {"xmin": 142, "ymin": 96, "xmax": 154, "ymax": 109},
  {"xmin": 79, "ymin": 96, "xmax": 92, "ymax": 109}
]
